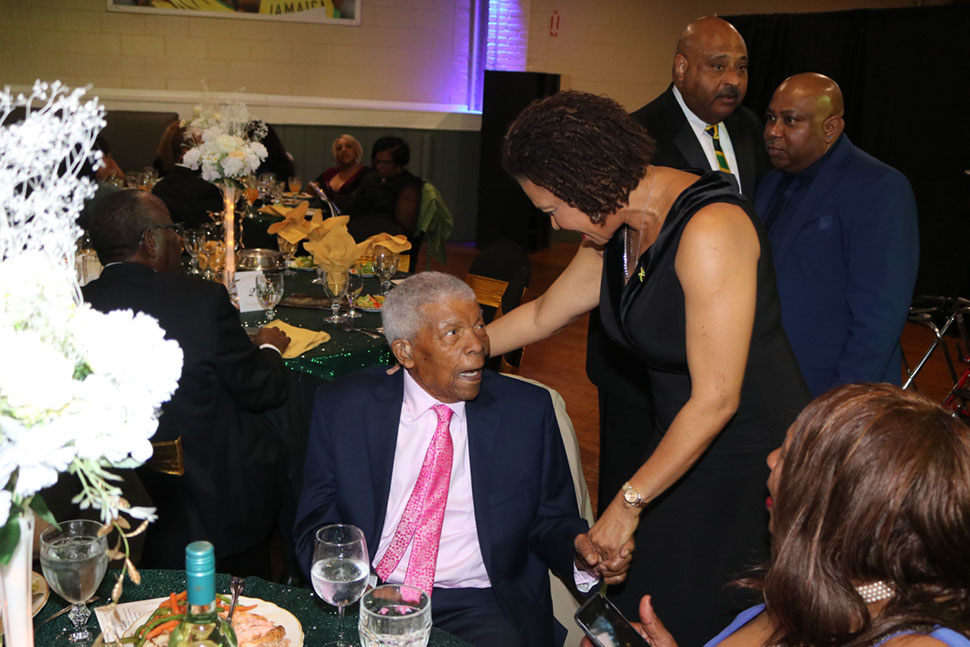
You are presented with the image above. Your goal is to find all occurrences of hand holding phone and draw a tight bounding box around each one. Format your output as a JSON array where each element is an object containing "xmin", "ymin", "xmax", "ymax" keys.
[{"xmin": 575, "ymin": 594, "xmax": 650, "ymax": 647}]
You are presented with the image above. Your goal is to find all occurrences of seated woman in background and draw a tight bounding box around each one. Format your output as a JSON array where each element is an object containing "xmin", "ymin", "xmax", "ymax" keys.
[
  {"xmin": 345, "ymin": 135, "xmax": 422, "ymax": 236},
  {"xmin": 309, "ymin": 134, "xmax": 370, "ymax": 213},
  {"xmin": 150, "ymin": 123, "xmax": 223, "ymax": 229},
  {"xmin": 250, "ymin": 121, "xmax": 295, "ymax": 182},
  {"xmin": 613, "ymin": 383, "xmax": 970, "ymax": 647},
  {"xmin": 152, "ymin": 120, "xmax": 182, "ymax": 177}
]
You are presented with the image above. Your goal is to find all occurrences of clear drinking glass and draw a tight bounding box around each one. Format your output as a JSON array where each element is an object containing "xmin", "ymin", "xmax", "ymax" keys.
[
  {"xmin": 373, "ymin": 246, "xmax": 399, "ymax": 295},
  {"xmin": 311, "ymin": 524, "xmax": 370, "ymax": 647},
  {"xmin": 359, "ymin": 584, "xmax": 432, "ymax": 647},
  {"xmin": 243, "ymin": 175, "xmax": 260, "ymax": 218},
  {"xmin": 254, "ymin": 271, "xmax": 285, "ymax": 323},
  {"xmin": 183, "ymin": 228, "xmax": 205, "ymax": 274},
  {"xmin": 287, "ymin": 176, "xmax": 303, "ymax": 194},
  {"xmin": 277, "ymin": 236, "xmax": 298, "ymax": 273},
  {"xmin": 317, "ymin": 267, "xmax": 349, "ymax": 323},
  {"xmin": 344, "ymin": 269, "xmax": 364, "ymax": 318},
  {"xmin": 39, "ymin": 519, "xmax": 109, "ymax": 646}
]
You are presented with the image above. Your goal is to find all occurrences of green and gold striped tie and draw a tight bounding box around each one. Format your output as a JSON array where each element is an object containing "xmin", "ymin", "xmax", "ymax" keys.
[{"xmin": 705, "ymin": 124, "xmax": 732, "ymax": 173}]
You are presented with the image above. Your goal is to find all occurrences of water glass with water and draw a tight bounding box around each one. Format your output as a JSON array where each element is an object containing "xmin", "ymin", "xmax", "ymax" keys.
[
  {"xmin": 359, "ymin": 584, "xmax": 432, "ymax": 647},
  {"xmin": 311, "ymin": 524, "xmax": 370, "ymax": 647}
]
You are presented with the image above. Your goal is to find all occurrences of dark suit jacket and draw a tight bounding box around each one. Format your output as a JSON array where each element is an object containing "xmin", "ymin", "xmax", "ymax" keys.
[
  {"xmin": 293, "ymin": 367, "xmax": 589, "ymax": 647},
  {"xmin": 630, "ymin": 84, "xmax": 770, "ymax": 198},
  {"xmin": 83, "ymin": 263, "xmax": 289, "ymax": 563},
  {"xmin": 753, "ymin": 135, "xmax": 919, "ymax": 396},
  {"xmin": 151, "ymin": 165, "xmax": 224, "ymax": 229}
]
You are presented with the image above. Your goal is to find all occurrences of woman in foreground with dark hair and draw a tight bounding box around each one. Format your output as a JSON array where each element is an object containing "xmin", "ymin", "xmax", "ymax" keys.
[
  {"xmin": 614, "ymin": 383, "xmax": 970, "ymax": 647},
  {"xmin": 489, "ymin": 90, "xmax": 810, "ymax": 645}
]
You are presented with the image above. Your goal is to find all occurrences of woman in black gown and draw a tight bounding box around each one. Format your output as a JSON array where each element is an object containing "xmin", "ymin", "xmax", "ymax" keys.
[{"xmin": 488, "ymin": 91, "xmax": 810, "ymax": 646}]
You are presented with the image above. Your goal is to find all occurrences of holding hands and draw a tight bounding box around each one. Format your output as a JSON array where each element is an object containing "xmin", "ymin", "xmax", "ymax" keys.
[{"xmin": 574, "ymin": 532, "xmax": 635, "ymax": 585}]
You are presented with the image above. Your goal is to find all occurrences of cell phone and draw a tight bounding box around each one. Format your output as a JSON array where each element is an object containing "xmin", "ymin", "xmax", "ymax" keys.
[{"xmin": 575, "ymin": 594, "xmax": 651, "ymax": 647}]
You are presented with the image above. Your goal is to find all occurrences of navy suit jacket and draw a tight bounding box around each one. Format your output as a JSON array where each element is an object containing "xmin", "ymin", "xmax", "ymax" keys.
[
  {"xmin": 754, "ymin": 135, "xmax": 919, "ymax": 396},
  {"xmin": 294, "ymin": 367, "xmax": 588, "ymax": 646}
]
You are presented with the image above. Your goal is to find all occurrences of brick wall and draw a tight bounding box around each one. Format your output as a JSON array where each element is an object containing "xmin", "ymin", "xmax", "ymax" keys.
[{"xmin": 0, "ymin": 0, "xmax": 474, "ymax": 108}]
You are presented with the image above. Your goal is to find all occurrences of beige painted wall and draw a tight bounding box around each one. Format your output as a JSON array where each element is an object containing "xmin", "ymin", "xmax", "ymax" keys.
[
  {"xmin": 525, "ymin": 0, "xmax": 921, "ymax": 112},
  {"xmin": 0, "ymin": 0, "xmax": 473, "ymax": 111}
]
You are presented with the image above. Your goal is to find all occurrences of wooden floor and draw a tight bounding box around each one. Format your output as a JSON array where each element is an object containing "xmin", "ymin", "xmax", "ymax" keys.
[{"xmin": 429, "ymin": 241, "xmax": 963, "ymax": 513}]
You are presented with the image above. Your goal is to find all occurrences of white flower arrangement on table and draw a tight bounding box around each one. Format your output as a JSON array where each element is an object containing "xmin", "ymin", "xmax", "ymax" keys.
[
  {"xmin": 181, "ymin": 96, "xmax": 268, "ymax": 185},
  {"xmin": 0, "ymin": 81, "xmax": 183, "ymax": 599}
]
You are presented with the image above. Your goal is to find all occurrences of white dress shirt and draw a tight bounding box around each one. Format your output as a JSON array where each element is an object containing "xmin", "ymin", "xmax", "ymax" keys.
[
  {"xmin": 672, "ymin": 85, "xmax": 743, "ymax": 192},
  {"xmin": 373, "ymin": 370, "xmax": 491, "ymax": 588}
]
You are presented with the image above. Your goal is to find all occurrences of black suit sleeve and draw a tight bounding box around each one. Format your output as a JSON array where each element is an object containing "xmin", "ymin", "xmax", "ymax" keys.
[{"xmin": 209, "ymin": 284, "xmax": 288, "ymax": 412}]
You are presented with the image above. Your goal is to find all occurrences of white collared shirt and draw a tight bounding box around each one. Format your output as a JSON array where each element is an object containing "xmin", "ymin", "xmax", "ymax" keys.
[
  {"xmin": 672, "ymin": 85, "xmax": 743, "ymax": 192},
  {"xmin": 373, "ymin": 370, "xmax": 491, "ymax": 588}
]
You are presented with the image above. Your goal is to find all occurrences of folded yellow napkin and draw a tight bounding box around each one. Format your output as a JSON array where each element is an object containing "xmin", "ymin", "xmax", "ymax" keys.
[
  {"xmin": 356, "ymin": 232, "xmax": 412, "ymax": 257},
  {"xmin": 265, "ymin": 320, "xmax": 331, "ymax": 359},
  {"xmin": 305, "ymin": 224, "xmax": 360, "ymax": 275},
  {"xmin": 266, "ymin": 201, "xmax": 310, "ymax": 235},
  {"xmin": 307, "ymin": 214, "xmax": 350, "ymax": 242}
]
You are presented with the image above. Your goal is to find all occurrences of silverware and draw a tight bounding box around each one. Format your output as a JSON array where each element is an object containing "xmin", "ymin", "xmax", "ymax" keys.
[
  {"xmin": 341, "ymin": 324, "xmax": 382, "ymax": 340},
  {"xmin": 37, "ymin": 596, "xmax": 100, "ymax": 628},
  {"xmin": 227, "ymin": 576, "xmax": 245, "ymax": 623}
]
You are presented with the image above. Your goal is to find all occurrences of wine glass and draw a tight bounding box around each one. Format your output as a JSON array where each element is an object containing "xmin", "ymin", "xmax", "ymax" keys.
[
  {"xmin": 311, "ymin": 524, "xmax": 370, "ymax": 647},
  {"xmin": 39, "ymin": 519, "xmax": 109, "ymax": 646},
  {"xmin": 344, "ymin": 269, "xmax": 364, "ymax": 318},
  {"xmin": 277, "ymin": 236, "xmax": 298, "ymax": 273},
  {"xmin": 373, "ymin": 245, "xmax": 399, "ymax": 295},
  {"xmin": 254, "ymin": 271, "xmax": 285, "ymax": 323},
  {"xmin": 243, "ymin": 175, "xmax": 260, "ymax": 218},
  {"xmin": 317, "ymin": 267, "xmax": 349, "ymax": 323},
  {"xmin": 288, "ymin": 176, "xmax": 303, "ymax": 194},
  {"xmin": 183, "ymin": 228, "xmax": 205, "ymax": 274},
  {"xmin": 359, "ymin": 584, "xmax": 432, "ymax": 647}
]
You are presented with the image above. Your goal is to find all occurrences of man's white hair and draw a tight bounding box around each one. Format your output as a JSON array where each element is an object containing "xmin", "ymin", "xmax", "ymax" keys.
[{"xmin": 381, "ymin": 271, "xmax": 476, "ymax": 344}]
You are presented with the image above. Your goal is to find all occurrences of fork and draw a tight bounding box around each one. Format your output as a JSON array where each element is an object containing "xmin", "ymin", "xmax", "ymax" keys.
[{"xmin": 227, "ymin": 576, "xmax": 245, "ymax": 623}]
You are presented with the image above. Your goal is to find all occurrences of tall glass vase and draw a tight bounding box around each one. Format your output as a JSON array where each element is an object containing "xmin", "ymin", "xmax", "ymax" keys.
[
  {"xmin": 0, "ymin": 509, "xmax": 36, "ymax": 647},
  {"xmin": 221, "ymin": 183, "xmax": 238, "ymax": 307}
]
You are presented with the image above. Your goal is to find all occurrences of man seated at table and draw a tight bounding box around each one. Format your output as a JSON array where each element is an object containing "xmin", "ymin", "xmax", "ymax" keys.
[
  {"xmin": 84, "ymin": 189, "xmax": 297, "ymax": 576},
  {"xmin": 293, "ymin": 272, "xmax": 631, "ymax": 647}
]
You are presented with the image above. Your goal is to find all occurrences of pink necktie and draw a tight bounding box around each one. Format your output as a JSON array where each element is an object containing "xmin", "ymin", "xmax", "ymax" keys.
[{"xmin": 376, "ymin": 403, "xmax": 454, "ymax": 595}]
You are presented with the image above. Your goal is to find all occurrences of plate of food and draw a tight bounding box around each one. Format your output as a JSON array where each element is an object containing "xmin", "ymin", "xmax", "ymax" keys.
[
  {"xmin": 288, "ymin": 256, "xmax": 315, "ymax": 271},
  {"xmin": 124, "ymin": 593, "xmax": 303, "ymax": 647},
  {"xmin": 355, "ymin": 294, "xmax": 385, "ymax": 312}
]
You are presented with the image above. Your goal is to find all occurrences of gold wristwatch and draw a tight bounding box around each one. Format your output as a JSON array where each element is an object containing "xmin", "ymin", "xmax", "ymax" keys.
[{"xmin": 621, "ymin": 481, "xmax": 646, "ymax": 508}]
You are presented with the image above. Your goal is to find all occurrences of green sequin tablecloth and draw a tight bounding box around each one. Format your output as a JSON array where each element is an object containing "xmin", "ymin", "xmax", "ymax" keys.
[
  {"xmin": 33, "ymin": 569, "xmax": 469, "ymax": 646},
  {"xmin": 240, "ymin": 270, "xmax": 394, "ymax": 382}
]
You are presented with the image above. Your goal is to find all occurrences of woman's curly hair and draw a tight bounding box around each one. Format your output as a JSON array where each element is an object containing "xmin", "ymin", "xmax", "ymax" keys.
[{"xmin": 501, "ymin": 91, "xmax": 655, "ymax": 223}]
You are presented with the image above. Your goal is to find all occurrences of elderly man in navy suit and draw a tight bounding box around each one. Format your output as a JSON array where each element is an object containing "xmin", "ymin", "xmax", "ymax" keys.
[
  {"xmin": 755, "ymin": 73, "xmax": 919, "ymax": 396},
  {"xmin": 294, "ymin": 272, "xmax": 631, "ymax": 647}
]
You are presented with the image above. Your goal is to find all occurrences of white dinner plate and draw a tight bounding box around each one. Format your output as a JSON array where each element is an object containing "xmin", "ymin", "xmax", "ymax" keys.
[{"xmin": 123, "ymin": 596, "xmax": 303, "ymax": 647}]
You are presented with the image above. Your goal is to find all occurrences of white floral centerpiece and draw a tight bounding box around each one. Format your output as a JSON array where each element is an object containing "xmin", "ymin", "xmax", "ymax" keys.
[
  {"xmin": 181, "ymin": 95, "xmax": 268, "ymax": 295},
  {"xmin": 0, "ymin": 81, "xmax": 183, "ymax": 645}
]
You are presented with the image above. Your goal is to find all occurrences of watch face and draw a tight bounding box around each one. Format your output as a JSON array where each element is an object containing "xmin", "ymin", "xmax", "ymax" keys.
[{"xmin": 623, "ymin": 487, "xmax": 638, "ymax": 505}]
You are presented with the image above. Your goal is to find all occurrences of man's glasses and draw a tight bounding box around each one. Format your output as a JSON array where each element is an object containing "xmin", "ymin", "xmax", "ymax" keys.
[{"xmin": 142, "ymin": 223, "xmax": 184, "ymax": 239}]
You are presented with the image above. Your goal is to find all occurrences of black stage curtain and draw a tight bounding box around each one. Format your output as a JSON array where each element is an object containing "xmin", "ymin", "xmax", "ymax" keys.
[{"xmin": 725, "ymin": 5, "xmax": 970, "ymax": 297}]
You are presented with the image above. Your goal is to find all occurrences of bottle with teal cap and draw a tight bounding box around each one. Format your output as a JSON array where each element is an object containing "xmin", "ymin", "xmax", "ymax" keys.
[{"xmin": 169, "ymin": 541, "xmax": 238, "ymax": 646}]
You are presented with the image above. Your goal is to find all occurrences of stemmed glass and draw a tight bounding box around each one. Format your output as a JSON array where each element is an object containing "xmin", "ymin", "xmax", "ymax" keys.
[
  {"xmin": 311, "ymin": 524, "xmax": 370, "ymax": 647},
  {"xmin": 278, "ymin": 236, "xmax": 298, "ymax": 273},
  {"xmin": 243, "ymin": 175, "xmax": 260, "ymax": 219},
  {"xmin": 316, "ymin": 267, "xmax": 349, "ymax": 323},
  {"xmin": 254, "ymin": 271, "xmax": 285, "ymax": 324},
  {"xmin": 39, "ymin": 519, "xmax": 109, "ymax": 646},
  {"xmin": 373, "ymin": 245, "xmax": 399, "ymax": 295},
  {"xmin": 344, "ymin": 269, "xmax": 364, "ymax": 318},
  {"xmin": 288, "ymin": 176, "xmax": 303, "ymax": 194},
  {"xmin": 183, "ymin": 228, "xmax": 205, "ymax": 274}
]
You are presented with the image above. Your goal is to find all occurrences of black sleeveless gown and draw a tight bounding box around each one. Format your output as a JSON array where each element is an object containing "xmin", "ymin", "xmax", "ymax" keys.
[{"xmin": 598, "ymin": 172, "xmax": 810, "ymax": 647}]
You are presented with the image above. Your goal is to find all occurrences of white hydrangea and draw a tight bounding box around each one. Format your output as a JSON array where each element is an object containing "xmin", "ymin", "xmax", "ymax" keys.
[
  {"xmin": 0, "ymin": 81, "xmax": 184, "ymax": 553},
  {"xmin": 181, "ymin": 93, "xmax": 268, "ymax": 186}
]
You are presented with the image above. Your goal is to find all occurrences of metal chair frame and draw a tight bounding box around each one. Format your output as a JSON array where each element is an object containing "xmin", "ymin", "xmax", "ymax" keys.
[{"xmin": 902, "ymin": 295, "xmax": 970, "ymax": 417}]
